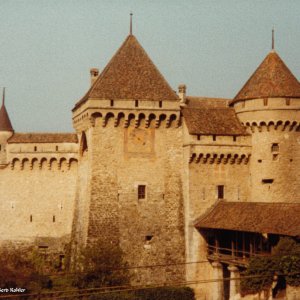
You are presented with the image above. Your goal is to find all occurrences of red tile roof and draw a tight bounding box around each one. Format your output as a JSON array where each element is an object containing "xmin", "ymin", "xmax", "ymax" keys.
[
  {"xmin": 0, "ymin": 104, "xmax": 13, "ymax": 132},
  {"xmin": 232, "ymin": 51, "xmax": 300, "ymax": 103},
  {"xmin": 186, "ymin": 96, "xmax": 230, "ymax": 108},
  {"xmin": 182, "ymin": 107, "xmax": 247, "ymax": 136},
  {"xmin": 8, "ymin": 133, "xmax": 78, "ymax": 143},
  {"xmin": 195, "ymin": 201, "xmax": 300, "ymax": 237},
  {"xmin": 74, "ymin": 35, "xmax": 178, "ymax": 110}
]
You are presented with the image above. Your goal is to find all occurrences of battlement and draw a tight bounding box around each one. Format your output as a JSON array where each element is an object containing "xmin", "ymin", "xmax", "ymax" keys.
[
  {"xmin": 189, "ymin": 152, "xmax": 251, "ymax": 164},
  {"xmin": 74, "ymin": 109, "xmax": 181, "ymax": 130},
  {"xmin": 241, "ymin": 120, "xmax": 300, "ymax": 132}
]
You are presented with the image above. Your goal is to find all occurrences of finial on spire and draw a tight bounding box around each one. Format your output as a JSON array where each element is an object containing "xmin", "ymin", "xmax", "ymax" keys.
[
  {"xmin": 130, "ymin": 12, "xmax": 133, "ymax": 35},
  {"xmin": 272, "ymin": 27, "xmax": 275, "ymax": 50},
  {"xmin": 2, "ymin": 87, "xmax": 5, "ymax": 106}
]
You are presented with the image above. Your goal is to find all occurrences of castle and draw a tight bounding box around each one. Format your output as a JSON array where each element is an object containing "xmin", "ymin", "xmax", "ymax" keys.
[{"xmin": 0, "ymin": 26, "xmax": 299, "ymax": 300}]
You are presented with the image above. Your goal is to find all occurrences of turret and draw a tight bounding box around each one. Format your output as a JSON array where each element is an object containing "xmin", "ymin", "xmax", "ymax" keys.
[
  {"xmin": 230, "ymin": 49, "xmax": 300, "ymax": 203},
  {"xmin": 0, "ymin": 88, "xmax": 14, "ymax": 166}
]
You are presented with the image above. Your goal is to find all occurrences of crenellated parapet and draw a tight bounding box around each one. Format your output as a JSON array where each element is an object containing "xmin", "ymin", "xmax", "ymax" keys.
[
  {"xmin": 189, "ymin": 152, "xmax": 251, "ymax": 164},
  {"xmin": 242, "ymin": 120, "xmax": 300, "ymax": 133},
  {"xmin": 74, "ymin": 109, "xmax": 181, "ymax": 129},
  {"xmin": 10, "ymin": 157, "xmax": 78, "ymax": 171}
]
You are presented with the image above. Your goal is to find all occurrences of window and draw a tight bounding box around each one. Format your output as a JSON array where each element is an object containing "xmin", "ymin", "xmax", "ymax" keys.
[
  {"xmin": 0, "ymin": 145, "xmax": 1, "ymax": 151},
  {"xmin": 271, "ymin": 143, "xmax": 279, "ymax": 152},
  {"xmin": 145, "ymin": 235, "xmax": 153, "ymax": 242},
  {"xmin": 138, "ymin": 185, "xmax": 146, "ymax": 200},
  {"xmin": 34, "ymin": 146, "xmax": 37, "ymax": 152},
  {"xmin": 159, "ymin": 101, "xmax": 162, "ymax": 108},
  {"xmin": 233, "ymin": 136, "xmax": 237, "ymax": 142},
  {"xmin": 217, "ymin": 185, "xmax": 224, "ymax": 199},
  {"xmin": 110, "ymin": 100, "xmax": 114, "ymax": 107},
  {"xmin": 30, "ymin": 215, "xmax": 33, "ymax": 222},
  {"xmin": 56, "ymin": 145, "xmax": 59, "ymax": 151},
  {"xmin": 213, "ymin": 135, "xmax": 216, "ymax": 141},
  {"xmin": 135, "ymin": 100, "xmax": 139, "ymax": 107},
  {"xmin": 197, "ymin": 135, "xmax": 200, "ymax": 141},
  {"xmin": 53, "ymin": 215, "xmax": 56, "ymax": 223},
  {"xmin": 286, "ymin": 98, "xmax": 290, "ymax": 106},
  {"xmin": 263, "ymin": 98, "xmax": 268, "ymax": 106},
  {"xmin": 262, "ymin": 179, "xmax": 274, "ymax": 184}
]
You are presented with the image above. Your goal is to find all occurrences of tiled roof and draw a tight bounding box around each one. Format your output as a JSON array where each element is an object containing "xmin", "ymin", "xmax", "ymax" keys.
[
  {"xmin": 194, "ymin": 201, "xmax": 300, "ymax": 237},
  {"xmin": 0, "ymin": 104, "xmax": 13, "ymax": 131},
  {"xmin": 186, "ymin": 96, "xmax": 230, "ymax": 108},
  {"xmin": 74, "ymin": 35, "xmax": 178, "ymax": 109},
  {"xmin": 232, "ymin": 51, "xmax": 300, "ymax": 103},
  {"xmin": 182, "ymin": 107, "xmax": 247, "ymax": 136},
  {"xmin": 8, "ymin": 133, "xmax": 78, "ymax": 144}
]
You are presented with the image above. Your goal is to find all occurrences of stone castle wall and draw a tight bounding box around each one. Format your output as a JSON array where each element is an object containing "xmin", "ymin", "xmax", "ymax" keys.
[
  {"xmin": 72, "ymin": 110, "xmax": 186, "ymax": 284},
  {"xmin": 0, "ymin": 142, "xmax": 78, "ymax": 250}
]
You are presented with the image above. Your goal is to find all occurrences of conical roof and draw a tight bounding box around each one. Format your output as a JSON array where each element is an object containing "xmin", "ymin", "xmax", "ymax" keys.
[
  {"xmin": 233, "ymin": 51, "xmax": 300, "ymax": 103},
  {"xmin": 0, "ymin": 103, "xmax": 13, "ymax": 132},
  {"xmin": 75, "ymin": 34, "xmax": 178, "ymax": 109}
]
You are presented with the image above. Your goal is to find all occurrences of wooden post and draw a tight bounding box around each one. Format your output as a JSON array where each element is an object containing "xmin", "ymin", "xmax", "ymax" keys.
[{"xmin": 242, "ymin": 232, "xmax": 246, "ymax": 259}]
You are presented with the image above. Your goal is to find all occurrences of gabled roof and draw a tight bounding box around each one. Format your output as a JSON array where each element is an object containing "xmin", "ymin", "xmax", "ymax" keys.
[
  {"xmin": 74, "ymin": 35, "xmax": 178, "ymax": 109},
  {"xmin": 194, "ymin": 201, "xmax": 300, "ymax": 237},
  {"xmin": 8, "ymin": 133, "xmax": 78, "ymax": 144},
  {"xmin": 186, "ymin": 96, "xmax": 230, "ymax": 108},
  {"xmin": 182, "ymin": 107, "xmax": 248, "ymax": 136},
  {"xmin": 0, "ymin": 103, "xmax": 13, "ymax": 132},
  {"xmin": 232, "ymin": 51, "xmax": 300, "ymax": 103}
]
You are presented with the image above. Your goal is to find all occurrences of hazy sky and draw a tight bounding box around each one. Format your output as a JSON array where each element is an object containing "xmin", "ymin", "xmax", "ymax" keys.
[{"xmin": 0, "ymin": 1, "xmax": 299, "ymax": 132}]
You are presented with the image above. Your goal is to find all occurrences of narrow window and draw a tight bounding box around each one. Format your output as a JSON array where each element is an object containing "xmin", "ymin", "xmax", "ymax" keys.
[
  {"xmin": 286, "ymin": 98, "xmax": 290, "ymax": 106},
  {"xmin": 53, "ymin": 215, "xmax": 56, "ymax": 223},
  {"xmin": 34, "ymin": 146, "xmax": 37, "ymax": 152},
  {"xmin": 135, "ymin": 100, "xmax": 139, "ymax": 107},
  {"xmin": 213, "ymin": 135, "xmax": 216, "ymax": 141},
  {"xmin": 159, "ymin": 101, "xmax": 162, "ymax": 108},
  {"xmin": 217, "ymin": 185, "xmax": 224, "ymax": 199},
  {"xmin": 110, "ymin": 100, "xmax": 114, "ymax": 107},
  {"xmin": 197, "ymin": 135, "xmax": 200, "ymax": 141},
  {"xmin": 138, "ymin": 185, "xmax": 146, "ymax": 200},
  {"xmin": 262, "ymin": 179, "xmax": 274, "ymax": 184},
  {"xmin": 233, "ymin": 136, "xmax": 237, "ymax": 142},
  {"xmin": 30, "ymin": 215, "xmax": 33, "ymax": 222},
  {"xmin": 145, "ymin": 235, "xmax": 153, "ymax": 242},
  {"xmin": 271, "ymin": 143, "xmax": 279, "ymax": 152},
  {"xmin": 0, "ymin": 145, "xmax": 1, "ymax": 151},
  {"xmin": 56, "ymin": 145, "xmax": 59, "ymax": 151},
  {"xmin": 263, "ymin": 98, "xmax": 268, "ymax": 106}
]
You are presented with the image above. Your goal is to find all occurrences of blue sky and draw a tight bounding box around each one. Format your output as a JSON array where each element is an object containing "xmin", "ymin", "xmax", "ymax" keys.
[{"xmin": 0, "ymin": 0, "xmax": 299, "ymax": 132}]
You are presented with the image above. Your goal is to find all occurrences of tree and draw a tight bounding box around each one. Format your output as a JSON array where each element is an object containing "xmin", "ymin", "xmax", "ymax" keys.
[{"xmin": 72, "ymin": 240, "xmax": 131, "ymax": 289}]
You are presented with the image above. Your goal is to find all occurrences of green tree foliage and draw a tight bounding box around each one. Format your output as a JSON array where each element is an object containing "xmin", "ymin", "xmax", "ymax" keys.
[
  {"xmin": 72, "ymin": 240, "xmax": 131, "ymax": 289},
  {"xmin": 241, "ymin": 237, "xmax": 300, "ymax": 296},
  {"xmin": 0, "ymin": 244, "xmax": 52, "ymax": 294},
  {"xmin": 88, "ymin": 287, "xmax": 195, "ymax": 300}
]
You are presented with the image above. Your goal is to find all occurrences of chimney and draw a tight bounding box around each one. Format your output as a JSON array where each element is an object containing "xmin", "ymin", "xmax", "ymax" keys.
[
  {"xmin": 90, "ymin": 68, "xmax": 99, "ymax": 86},
  {"xmin": 178, "ymin": 84, "xmax": 187, "ymax": 106}
]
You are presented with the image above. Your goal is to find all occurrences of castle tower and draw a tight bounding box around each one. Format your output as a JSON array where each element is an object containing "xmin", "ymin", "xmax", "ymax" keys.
[
  {"xmin": 230, "ymin": 50, "xmax": 300, "ymax": 203},
  {"xmin": 0, "ymin": 88, "xmax": 14, "ymax": 166},
  {"xmin": 71, "ymin": 33, "xmax": 186, "ymax": 283}
]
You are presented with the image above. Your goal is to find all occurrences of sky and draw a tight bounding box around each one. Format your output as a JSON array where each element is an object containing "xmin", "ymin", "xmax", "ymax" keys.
[{"xmin": 0, "ymin": 0, "xmax": 299, "ymax": 132}]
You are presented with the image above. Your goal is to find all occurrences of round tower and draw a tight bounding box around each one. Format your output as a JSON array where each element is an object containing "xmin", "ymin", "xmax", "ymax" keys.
[
  {"xmin": 0, "ymin": 88, "xmax": 14, "ymax": 166},
  {"xmin": 230, "ymin": 50, "xmax": 300, "ymax": 203}
]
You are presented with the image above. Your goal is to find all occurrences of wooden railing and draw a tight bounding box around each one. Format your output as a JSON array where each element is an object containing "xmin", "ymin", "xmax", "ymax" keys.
[{"xmin": 207, "ymin": 245, "xmax": 270, "ymax": 267}]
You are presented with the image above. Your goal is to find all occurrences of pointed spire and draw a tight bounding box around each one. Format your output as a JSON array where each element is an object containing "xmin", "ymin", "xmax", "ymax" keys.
[
  {"xmin": 272, "ymin": 27, "xmax": 275, "ymax": 50},
  {"xmin": 233, "ymin": 51, "xmax": 300, "ymax": 102},
  {"xmin": 130, "ymin": 12, "xmax": 133, "ymax": 35},
  {"xmin": 0, "ymin": 88, "xmax": 13, "ymax": 132}
]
